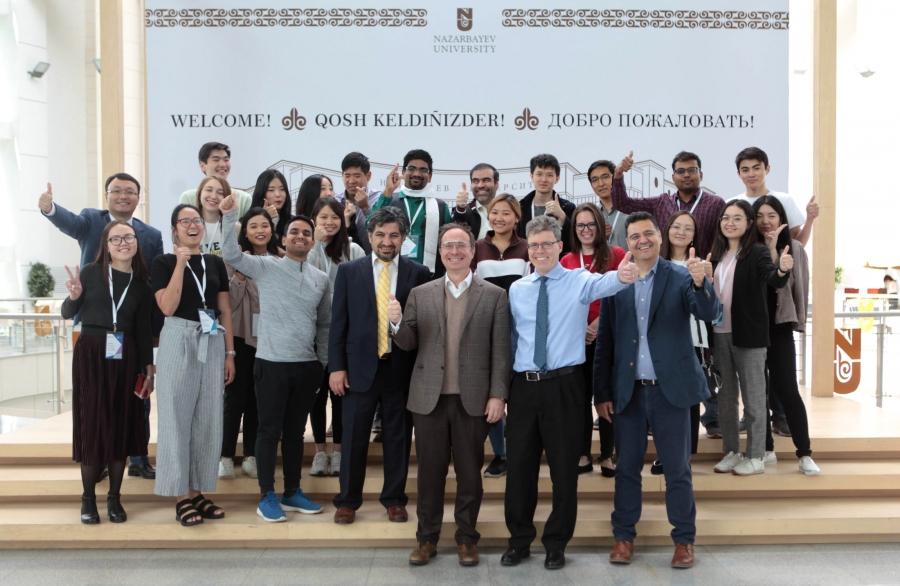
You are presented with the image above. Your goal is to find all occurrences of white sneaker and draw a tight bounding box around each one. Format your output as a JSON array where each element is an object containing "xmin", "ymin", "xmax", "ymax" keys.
[
  {"xmin": 329, "ymin": 452, "xmax": 341, "ymax": 476},
  {"xmin": 311, "ymin": 451, "xmax": 329, "ymax": 477},
  {"xmin": 242, "ymin": 456, "xmax": 258, "ymax": 478},
  {"xmin": 713, "ymin": 451, "xmax": 743, "ymax": 473},
  {"xmin": 218, "ymin": 457, "xmax": 235, "ymax": 479},
  {"xmin": 799, "ymin": 456, "xmax": 821, "ymax": 476},
  {"xmin": 733, "ymin": 457, "xmax": 765, "ymax": 476},
  {"xmin": 764, "ymin": 451, "xmax": 778, "ymax": 465}
]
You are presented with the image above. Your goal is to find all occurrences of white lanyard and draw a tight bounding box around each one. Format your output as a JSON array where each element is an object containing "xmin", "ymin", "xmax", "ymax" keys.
[
  {"xmin": 714, "ymin": 250, "xmax": 739, "ymax": 299},
  {"xmin": 186, "ymin": 255, "xmax": 208, "ymax": 309},
  {"xmin": 607, "ymin": 211, "xmax": 621, "ymax": 243},
  {"xmin": 108, "ymin": 266, "xmax": 133, "ymax": 332},
  {"xmin": 677, "ymin": 190, "xmax": 704, "ymax": 215},
  {"xmin": 403, "ymin": 198, "xmax": 425, "ymax": 228}
]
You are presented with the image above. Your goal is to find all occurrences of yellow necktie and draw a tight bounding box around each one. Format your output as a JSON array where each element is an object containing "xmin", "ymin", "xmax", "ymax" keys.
[{"xmin": 376, "ymin": 259, "xmax": 391, "ymax": 357}]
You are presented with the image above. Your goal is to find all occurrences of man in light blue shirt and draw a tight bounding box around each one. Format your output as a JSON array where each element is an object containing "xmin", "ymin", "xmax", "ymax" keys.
[{"xmin": 502, "ymin": 215, "xmax": 637, "ymax": 570}]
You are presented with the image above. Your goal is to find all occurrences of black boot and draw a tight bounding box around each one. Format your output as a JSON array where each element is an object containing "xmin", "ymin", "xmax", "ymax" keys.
[
  {"xmin": 107, "ymin": 494, "xmax": 127, "ymax": 523},
  {"xmin": 81, "ymin": 495, "xmax": 100, "ymax": 524}
]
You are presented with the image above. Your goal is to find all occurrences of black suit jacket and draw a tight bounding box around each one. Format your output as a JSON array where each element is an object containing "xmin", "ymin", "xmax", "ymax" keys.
[
  {"xmin": 725, "ymin": 243, "xmax": 789, "ymax": 349},
  {"xmin": 515, "ymin": 191, "xmax": 576, "ymax": 254},
  {"xmin": 328, "ymin": 255, "xmax": 431, "ymax": 393},
  {"xmin": 451, "ymin": 200, "xmax": 482, "ymax": 238}
]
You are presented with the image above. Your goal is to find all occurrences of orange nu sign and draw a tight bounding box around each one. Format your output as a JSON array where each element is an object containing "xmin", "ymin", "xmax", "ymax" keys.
[{"xmin": 834, "ymin": 328, "xmax": 861, "ymax": 393}]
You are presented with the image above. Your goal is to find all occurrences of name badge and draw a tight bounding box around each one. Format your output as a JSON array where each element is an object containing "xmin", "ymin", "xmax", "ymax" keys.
[
  {"xmin": 252, "ymin": 313, "xmax": 260, "ymax": 338},
  {"xmin": 198, "ymin": 308, "xmax": 219, "ymax": 335},
  {"xmin": 401, "ymin": 235, "xmax": 418, "ymax": 257},
  {"xmin": 105, "ymin": 332, "xmax": 124, "ymax": 360}
]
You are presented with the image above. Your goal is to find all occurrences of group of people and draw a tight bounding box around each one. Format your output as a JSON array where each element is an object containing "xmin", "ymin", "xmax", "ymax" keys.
[{"xmin": 42, "ymin": 141, "xmax": 821, "ymax": 570}]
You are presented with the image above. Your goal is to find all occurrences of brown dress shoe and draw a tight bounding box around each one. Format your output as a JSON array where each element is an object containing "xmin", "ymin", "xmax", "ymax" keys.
[
  {"xmin": 609, "ymin": 540, "xmax": 634, "ymax": 564},
  {"xmin": 671, "ymin": 543, "xmax": 694, "ymax": 568},
  {"xmin": 457, "ymin": 543, "xmax": 479, "ymax": 567},
  {"xmin": 409, "ymin": 541, "xmax": 437, "ymax": 566},
  {"xmin": 333, "ymin": 507, "xmax": 356, "ymax": 524},
  {"xmin": 386, "ymin": 505, "xmax": 408, "ymax": 522}
]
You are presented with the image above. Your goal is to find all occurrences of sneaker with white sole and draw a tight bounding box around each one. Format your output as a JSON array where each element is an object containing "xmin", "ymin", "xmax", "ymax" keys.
[
  {"xmin": 257, "ymin": 491, "xmax": 287, "ymax": 522},
  {"xmin": 281, "ymin": 489, "xmax": 322, "ymax": 514},
  {"xmin": 799, "ymin": 456, "xmax": 821, "ymax": 476},
  {"xmin": 218, "ymin": 457, "xmax": 235, "ymax": 479},
  {"xmin": 329, "ymin": 452, "xmax": 341, "ymax": 476},
  {"xmin": 713, "ymin": 451, "xmax": 743, "ymax": 473},
  {"xmin": 242, "ymin": 456, "xmax": 258, "ymax": 478},
  {"xmin": 310, "ymin": 451, "xmax": 329, "ymax": 477},
  {"xmin": 733, "ymin": 456, "xmax": 765, "ymax": 476},
  {"xmin": 764, "ymin": 451, "xmax": 778, "ymax": 465}
]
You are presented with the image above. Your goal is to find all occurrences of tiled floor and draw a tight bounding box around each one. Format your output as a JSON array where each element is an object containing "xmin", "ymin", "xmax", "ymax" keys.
[{"xmin": 0, "ymin": 544, "xmax": 898, "ymax": 585}]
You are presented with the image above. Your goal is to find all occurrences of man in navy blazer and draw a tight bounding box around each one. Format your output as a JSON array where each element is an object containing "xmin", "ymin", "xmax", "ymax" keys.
[
  {"xmin": 329, "ymin": 207, "xmax": 430, "ymax": 525},
  {"xmin": 39, "ymin": 172, "xmax": 163, "ymax": 480},
  {"xmin": 594, "ymin": 212, "xmax": 719, "ymax": 570}
]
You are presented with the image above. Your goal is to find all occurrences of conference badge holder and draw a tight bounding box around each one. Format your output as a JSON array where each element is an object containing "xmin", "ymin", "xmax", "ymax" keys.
[
  {"xmin": 105, "ymin": 332, "xmax": 124, "ymax": 360},
  {"xmin": 198, "ymin": 309, "xmax": 220, "ymax": 336}
]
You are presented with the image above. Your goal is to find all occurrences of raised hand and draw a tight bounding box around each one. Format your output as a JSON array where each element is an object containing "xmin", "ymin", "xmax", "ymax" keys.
[
  {"xmin": 64, "ymin": 265, "xmax": 82, "ymax": 300},
  {"xmin": 544, "ymin": 192, "xmax": 566, "ymax": 222},
  {"xmin": 618, "ymin": 252, "xmax": 637, "ymax": 284},
  {"xmin": 353, "ymin": 185, "xmax": 369, "ymax": 207},
  {"xmin": 704, "ymin": 253, "xmax": 713, "ymax": 280},
  {"xmin": 314, "ymin": 222, "xmax": 329, "ymax": 242},
  {"xmin": 616, "ymin": 150, "xmax": 634, "ymax": 177},
  {"xmin": 263, "ymin": 197, "xmax": 278, "ymax": 219},
  {"xmin": 779, "ymin": 245, "xmax": 794, "ymax": 273},
  {"xmin": 219, "ymin": 192, "xmax": 237, "ymax": 214},
  {"xmin": 686, "ymin": 247, "xmax": 706, "ymax": 286},
  {"xmin": 387, "ymin": 293, "xmax": 402, "ymax": 325},
  {"xmin": 344, "ymin": 200, "xmax": 357, "ymax": 227},
  {"xmin": 806, "ymin": 194, "xmax": 819, "ymax": 221},
  {"xmin": 38, "ymin": 182, "xmax": 54, "ymax": 214},
  {"xmin": 456, "ymin": 182, "xmax": 469, "ymax": 210},
  {"xmin": 174, "ymin": 246, "xmax": 193, "ymax": 267},
  {"xmin": 384, "ymin": 163, "xmax": 401, "ymax": 196},
  {"xmin": 765, "ymin": 223, "xmax": 787, "ymax": 251}
]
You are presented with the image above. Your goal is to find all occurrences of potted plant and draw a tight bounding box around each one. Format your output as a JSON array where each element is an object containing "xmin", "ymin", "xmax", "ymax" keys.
[{"xmin": 27, "ymin": 262, "xmax": 55, "ymax": 336}]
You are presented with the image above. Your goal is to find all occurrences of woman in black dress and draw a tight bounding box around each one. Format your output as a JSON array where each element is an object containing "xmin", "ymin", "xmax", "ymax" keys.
[{"xmin": 62, "ymin": 221, "xmax": 154, "ymax": 524}]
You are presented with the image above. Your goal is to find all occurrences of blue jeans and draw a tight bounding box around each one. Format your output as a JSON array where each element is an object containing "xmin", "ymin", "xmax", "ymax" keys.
[{"xmin": 487, "ymin": 417, "xmax": 505, "ymax": 459}]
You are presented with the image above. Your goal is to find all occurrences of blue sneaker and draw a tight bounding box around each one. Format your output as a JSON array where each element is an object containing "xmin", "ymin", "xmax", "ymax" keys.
[
  {"xmin": 257, "ymin": 491, "xmax": 286, "ymax": 522},
  {"xmin": 281, "ymin": 489, "xmax": 322, "ymax": 515}
]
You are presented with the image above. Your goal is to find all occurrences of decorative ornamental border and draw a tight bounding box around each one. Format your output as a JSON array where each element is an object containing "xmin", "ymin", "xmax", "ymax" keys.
[
  {"xmin": 145, "ymin": 8, "xmax": 428, "ymax": 28},
  {"xmin": 500, "ymin": 9, "xmax": 789, "ymax": 30}
]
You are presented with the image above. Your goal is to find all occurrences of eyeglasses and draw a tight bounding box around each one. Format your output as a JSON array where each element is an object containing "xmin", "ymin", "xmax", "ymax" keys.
[
  {"xmin": 527, "ymin": 241, "xmax": 559, "ymax": 251},
  {"xmin": 404, "ymin": 165, "xmax": 431, "ymax": 175},
  {"xmin": 576, "ymin": 222, "xmax": 598, "ymax": 232},
  {"xmin": 440, "ymin": 241, "xmax": 471, "ymax": 251},
  {"xmin": 720, "ymin": 215, "xmax": 747, "ymax": 223},
  {"xmin": 673, "ymin": 167, "xmax": 700, "ymax": 176},
  {"xmin": 107, "ymin": 188, "xmax": 139, "ymax": 197},
  {"xmin": 176, "ymin": 217, "xmax": 204, "ymax": 227},
  {"xmin": 108, "ymin": 234, "xmax": 137, "ymax": 245}
]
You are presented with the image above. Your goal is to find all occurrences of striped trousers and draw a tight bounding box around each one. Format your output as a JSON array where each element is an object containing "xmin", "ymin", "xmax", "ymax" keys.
[{"xmin": 154, "ymin": 316, "xmax": 225, "ymax": 497}]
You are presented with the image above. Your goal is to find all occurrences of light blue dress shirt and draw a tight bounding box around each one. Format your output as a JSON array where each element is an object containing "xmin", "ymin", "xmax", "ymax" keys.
[
  {"xmin": 510, "ymin": 263, "xmax": 627, "ymax": 372},
  {"xmin": 634, "ymin": 259, "xmax": 659, "ymax": 380}
]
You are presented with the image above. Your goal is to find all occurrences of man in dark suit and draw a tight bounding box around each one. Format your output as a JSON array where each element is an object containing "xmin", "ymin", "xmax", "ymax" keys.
[
  {"xmin": 391, "ymin": 223, "xmax": 509, "ymax": 567},
  {"xmin": 451, "ymin": 163, "xmax": 499, "ymax": 240},
  {"xmin": 329, "ymin": 206, "xmax": 431, "ymax": 524},
  {"xmin": 39, "ymin": 172, "xmax": 163, "ymax": 480},
  {"xmin": 594, "ymin": 211, "xmax": 719, "ymax": 569}
]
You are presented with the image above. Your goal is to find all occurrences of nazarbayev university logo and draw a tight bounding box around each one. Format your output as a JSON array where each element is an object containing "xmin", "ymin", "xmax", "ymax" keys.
[{"xmin": 457, "ymin": 8, "xmax": 473, "ymax": 31}]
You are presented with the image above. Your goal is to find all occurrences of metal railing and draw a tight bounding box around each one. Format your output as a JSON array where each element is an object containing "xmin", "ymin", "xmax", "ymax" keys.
[{"xmin": 0, "ymin": 311, "xmax": 69, "ymax": 415}]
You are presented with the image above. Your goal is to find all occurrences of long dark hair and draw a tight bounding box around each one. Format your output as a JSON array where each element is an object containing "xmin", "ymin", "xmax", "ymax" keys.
[
  {"xmin": 711, "ymin": 199, "xmax": 757, "ymax": 262},
  {"xmin": 312, "ymin": 197, "xmax": 350, "ymax": 265},
  {"xmin": 751, "ymin": 195, "xmax": 791, "ymax": 253},
  {"xmin": 569, "ymin": 202, "xmax": 610, "ymax": 273},
  {"xmin": 251, "ymin": 170, "xmax": 292, "ymax": 238},
  {"xmin": 94, "ymin": 220, "xmax": 148, "ymax": 285},
  {"xmin": 295, "ymin": 174, "xmax": 332, "ymax": 218},
  {"xmin": 661, "ymin": 211, "xmax": 696, "ymax": 260},
  {"xmin": 237, "ymin": 207, "xmax": 279, "ymax": 255}
]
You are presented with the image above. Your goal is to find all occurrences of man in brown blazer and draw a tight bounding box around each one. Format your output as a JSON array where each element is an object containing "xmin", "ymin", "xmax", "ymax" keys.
[{"xmin": 390, "ymin": 223, "xmax": 510, "ymax": 568}]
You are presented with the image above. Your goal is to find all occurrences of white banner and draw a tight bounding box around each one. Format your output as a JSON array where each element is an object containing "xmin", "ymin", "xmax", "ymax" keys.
[{"xmin": 145, "ymin": 0, "xmax": 788, "ymax": 233}]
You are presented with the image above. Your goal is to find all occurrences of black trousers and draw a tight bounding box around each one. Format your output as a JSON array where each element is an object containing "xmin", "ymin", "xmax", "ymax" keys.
[
  {"xmin": 222, "ymin": 337, "xmax": 258, "ymax": 458},
  {"xmin": 764, "ymin": 324, "xmax": 812, "ymax": 457},
  {"xmin": 413, "ymin": 395, "xmax": 489, "ymax": 545},
  {"xmin": 582, "ymin": 342, "xmax": 614, "ymax": 460},
  {"xmin": 311, "ymin": 369, "xmax": 342, "ymax": 445},
  {"xmin": 334, "ymin": 358, "xmax": 411, "ymax": 510},
  {"xmin": 254, "ymin": 359, "xmax": 321, "ymax": 495},
  {"xmin": 505, "ymin": 371, "xmax": 583, "ymax": 552}
]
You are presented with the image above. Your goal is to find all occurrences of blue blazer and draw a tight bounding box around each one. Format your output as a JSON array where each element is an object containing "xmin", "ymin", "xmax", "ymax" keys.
[
  {"xmin": 593, "ymin": 258, "xmax": 720, "ymax": 412},
  {"xmin": 328, "ymin": 255, "xmax": 431, "ymax": 393},
  {"xmin": 43, "ymin": 204, "xmax": 164, "ymax": 270}
]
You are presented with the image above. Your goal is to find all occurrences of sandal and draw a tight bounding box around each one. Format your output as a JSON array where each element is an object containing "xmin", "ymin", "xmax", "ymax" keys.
[
  {"xmin": 191, "ymin": 493, "xmax": 225, "ymax": 520},
  {"xmin": 175, "ymin": 498, "xmax": 203, "ymax": 527}
]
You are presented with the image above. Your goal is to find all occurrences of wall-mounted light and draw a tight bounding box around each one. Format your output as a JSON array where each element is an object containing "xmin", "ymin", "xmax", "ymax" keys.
[{"xmin": 27, "ymin": 61, "xmax": 50, "ymax": 78}]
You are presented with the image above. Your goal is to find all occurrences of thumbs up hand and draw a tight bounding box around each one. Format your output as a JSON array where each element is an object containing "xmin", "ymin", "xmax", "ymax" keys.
[
  {"xmin": 384, "ymin": 164, "xmax": 401, "ymax": 197},
  {"xmin": 456, "ymin": 182, "xmax": 469, "ymax": 211},
  {"xmin": 617, "ymin": 251, "xmax": 637, "ymax": 284},
  {"xmin": 779, "ymin": 245, "xmax": 794, "ymax": 273},
  {"xmin": 387, "ymin": 293, "xmax": 402, "ymax": 325},
  {"xmin": 616, "ymin": 150, "xmax": 635, "ymax": 177},
  {"xmin": 686, "ymin": 246, "xmax": 706, "ymax": 286},
  {"xmin": 38, "ymin": 182, "xmax": 54, "ymax": 214},
  {"xmin": 806, "ymin": 194, "xmax": 819, "ymax": 221},
  {"xmin": 704, "ymin": 253, "xmax": 713, "ymax": 280}
]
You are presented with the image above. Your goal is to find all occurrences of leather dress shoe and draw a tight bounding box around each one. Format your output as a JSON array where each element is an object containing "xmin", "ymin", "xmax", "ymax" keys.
[
  {"xmin": 80, "ymin": 495, "xmax": 100, "ymax": 525},
  {"xmin": 107, "ymin": 495, "xmax": 127, "ymax": 523},
  {"xmin": 609, "ymin": 540, "xmax": 634, "ymax": 564},
  {"xmin": 457, "ymin": 543, "xmax": 479, "ymax": 567},
  {"xmin": 671, "ymin": 543, "xmax": 694, "ymax": 569},
  {"xmin": 544, "ymin": 550, "xmax": 565, "ymax": 570},
  {"xmin": 333, "ymin": 507, "xmax": 356, "ymax": 524},
  {"xmin": 128, "ymin": 462, "xmax": 156, "ymax": 479},
  {"xmin": 386, "ymin": 505, "xmax": 408, "ymax": 522},
  {"xmin": 408, "ymin": 541, "xmax": 437, "ymax": 566},
  {"xmin": 500, "ymin": 546, "xmax": 530, "ymax": 566}
]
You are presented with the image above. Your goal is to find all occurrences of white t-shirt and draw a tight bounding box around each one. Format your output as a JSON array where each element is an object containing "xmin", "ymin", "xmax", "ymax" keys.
[{"xmin": 733, "ymin": 190, "xmax": 805, "ymax": 229}]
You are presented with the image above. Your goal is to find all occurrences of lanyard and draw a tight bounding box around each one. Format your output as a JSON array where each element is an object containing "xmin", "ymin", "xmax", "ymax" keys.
[
  {"xmin": 676, "ymin": 190, "xmax": 704, "ymax": 215},
  {"xmin": 202, "ymin": 220, "xmax": 223, "ymax": 252},
  {"xmin": 108, "ymin": 266, "xmax": 133, "ymax": 332},
  {"xmin": 403, "ymin": 197, "xmax": 425, "ymax": 228},
  {"xmin": 714, "ymin": 250, "xmax": 739, "ymax": 299},
  {"xmin": 606, "ymin": 210, "xmax": 621, "ymax": 243},
  {"xmin": 186, "ymin": 255, "xmax": 208, "ymax": 309}
]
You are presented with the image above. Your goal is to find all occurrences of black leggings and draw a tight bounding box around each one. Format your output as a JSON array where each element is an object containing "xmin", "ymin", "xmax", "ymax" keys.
[
  {"xmin": 311, "ymin": 369, "xmax": 342, "ymax": 445},
  {"xmin": 222, "ymin": 337, "xmax": 258, "ymax": 458},
  {"xmin": 583, "ymin": 341, "xmax": 614, "ymax": 460},
  {"xmin": 764, "ymin": 324, "xmax": 812, "ymax": 457}
]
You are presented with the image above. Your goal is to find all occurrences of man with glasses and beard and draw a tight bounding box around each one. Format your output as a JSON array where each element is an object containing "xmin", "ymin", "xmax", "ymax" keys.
[{"xmin": 452, "ymin": 163, "xmax": 499, "ymax": 239}]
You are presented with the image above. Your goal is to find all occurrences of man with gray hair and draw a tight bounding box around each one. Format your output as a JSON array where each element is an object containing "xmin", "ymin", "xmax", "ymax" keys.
[{"xmin": 502, "ymin": 215, "xmax": 638, "ymax": 570}]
